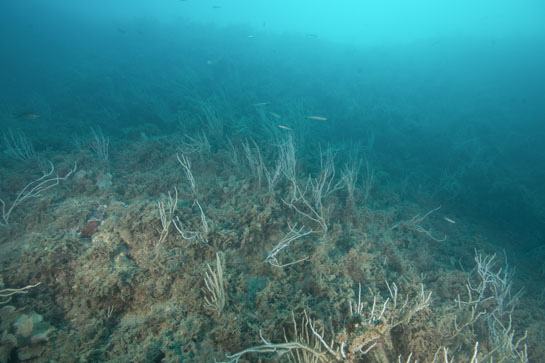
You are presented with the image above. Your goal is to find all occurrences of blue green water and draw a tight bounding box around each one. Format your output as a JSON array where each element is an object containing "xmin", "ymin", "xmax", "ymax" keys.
[{"xmin": 2, "ymin": 1, "xmax": 544, "ymax": 249}]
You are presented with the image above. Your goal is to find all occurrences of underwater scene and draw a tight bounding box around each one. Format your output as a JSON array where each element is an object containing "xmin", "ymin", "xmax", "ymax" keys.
[{"xmin": 1, "ymin": 0, "xmax": 544, "ymax": 362}]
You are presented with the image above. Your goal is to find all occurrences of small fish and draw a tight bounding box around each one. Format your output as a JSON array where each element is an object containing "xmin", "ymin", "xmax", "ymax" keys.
[
  {"xmin": 269, "ymin": 112, "xmax": 281, "ymax": 119},
  {"xmin": 206, "ymin": 60, "xmax": 217, "ymax": 65},
  {"xmin": 247, "ymin": 35, "xmax": 255, "ymax": 38},
  {"xmin": 13, "ymin": 112, "xmax": 40, "ymax": 119},
  {"xmin": 306, "ymin": 115, "xmax": 327, "ymax": 121},
  {"xmin": 212, "ymin": 5, "xmax": 222, "ymax": 8},
  {"xmin": 444, "ymin": 217, "xmax": 456, "ymax": 224},
  {"xmin": 278, "ymin": 125, "xmax": 292, "ymax": 131},
  {"xmin": 253, "ymin": 102, "xmax": 269, "ymax": 107}
]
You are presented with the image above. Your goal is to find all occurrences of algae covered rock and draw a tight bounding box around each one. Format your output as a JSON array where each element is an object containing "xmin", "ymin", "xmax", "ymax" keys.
[{"xmin": 0, "ymin": 307, "xmax": 54, "ymax": 361}]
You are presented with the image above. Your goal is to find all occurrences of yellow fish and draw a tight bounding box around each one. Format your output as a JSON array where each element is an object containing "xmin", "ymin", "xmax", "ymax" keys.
[
  {"xmin": 13, "ymin": 112, "xmax": 40, "ymax": 119},
  {"xmin": 306, "ymin": 115, "xmax": 327, "ymax": 121},
  {"xmin": 443, "ymin": 217, "xmax": 456, "ymax": 224}
]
